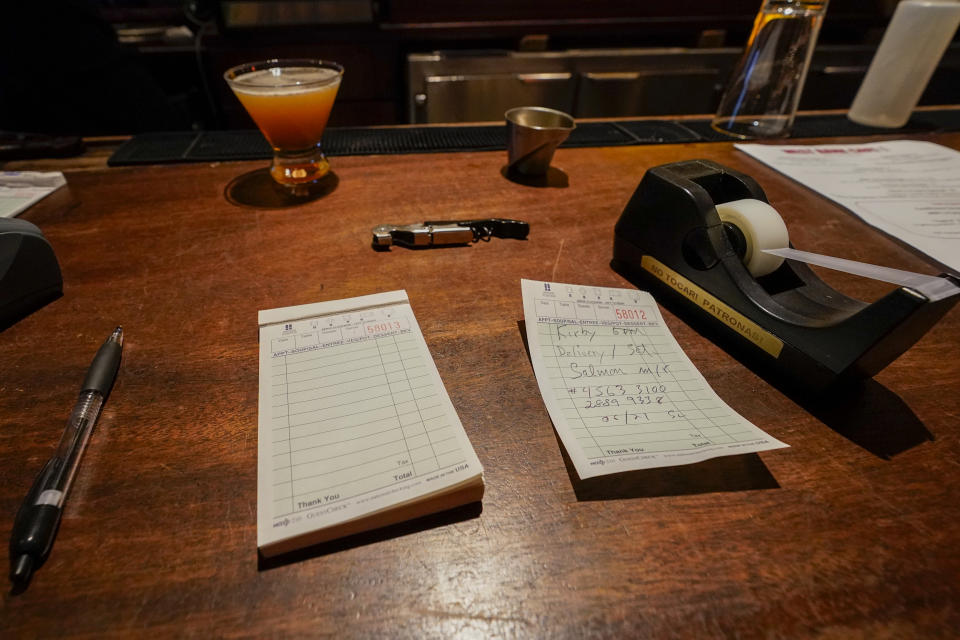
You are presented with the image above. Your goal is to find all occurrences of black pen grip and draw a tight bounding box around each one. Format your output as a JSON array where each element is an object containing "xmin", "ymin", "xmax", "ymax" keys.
[
  {"xmin": 10, "ymin": 458, "xmax": 63, "ymax": 583},
  {"xmin": 10, "ymin": 506, "xmax": 61, "ymax": 563},
  {"xmin": 81, "ymin": 338, "xmax": 122, "ymax": 396}
]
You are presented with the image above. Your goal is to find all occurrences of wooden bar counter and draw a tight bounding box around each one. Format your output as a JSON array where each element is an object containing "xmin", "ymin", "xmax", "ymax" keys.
[{"xmin": 2, "ymin": 131, "xmax": 959, "ymax": 637}]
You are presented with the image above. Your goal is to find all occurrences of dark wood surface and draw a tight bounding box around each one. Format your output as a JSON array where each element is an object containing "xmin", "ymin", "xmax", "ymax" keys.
[{"xmin": 2, "ymin": 134, "xmax": 959, "ymax": 637}]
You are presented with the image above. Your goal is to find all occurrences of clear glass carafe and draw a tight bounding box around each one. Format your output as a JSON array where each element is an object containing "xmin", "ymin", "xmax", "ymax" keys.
[{"xmin": 712, "ymin": 1, "xmax": 829, "ymax": 139}]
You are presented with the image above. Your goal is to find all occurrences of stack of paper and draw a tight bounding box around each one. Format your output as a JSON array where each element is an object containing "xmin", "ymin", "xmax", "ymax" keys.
[{"xmin": 257, "ymin": 291, "xmax": 484, "ymax": 556}]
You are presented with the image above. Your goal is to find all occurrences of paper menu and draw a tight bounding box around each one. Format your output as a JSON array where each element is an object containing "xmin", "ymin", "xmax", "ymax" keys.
[
  {"xmin": 0, "ymin": 171, "xmax": 66, "ymax": 218},
  {"xmin": 735, "ymin": 140, "xmax": 960, "ymax": 274},
  {"xmin": 257, "ymin": 291, "xmax": 483, "ymax": 556},
  {"xmin": 521, "ymin": 279, "xmax": 788, "ymax": 478}
]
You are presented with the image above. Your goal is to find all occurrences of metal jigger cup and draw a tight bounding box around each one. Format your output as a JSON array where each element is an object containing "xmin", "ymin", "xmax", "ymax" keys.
[{"xmin": 505, "ymin": 107, "xmax": 575, "ymax": 175}]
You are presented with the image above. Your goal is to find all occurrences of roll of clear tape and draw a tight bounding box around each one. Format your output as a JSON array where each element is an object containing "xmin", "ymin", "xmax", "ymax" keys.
[{"xmin": 715, "ymin": 198, "xmax": 790, "ymax": 277}]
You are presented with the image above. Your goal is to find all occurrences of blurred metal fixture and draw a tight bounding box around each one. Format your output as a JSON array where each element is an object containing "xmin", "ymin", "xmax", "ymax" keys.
[{"xmin": 220, "ymin": 0, "xmax": 373, "ymax": 27}]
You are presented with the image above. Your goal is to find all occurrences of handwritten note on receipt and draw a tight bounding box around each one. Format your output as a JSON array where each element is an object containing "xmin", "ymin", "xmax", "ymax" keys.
[
  {"xmin": 522, "ymin": 280, "xmax": 787, "ymax": 478},
  {"xmin": 257, "ymin": 291, "xmax": 483, "ymax": 556}
]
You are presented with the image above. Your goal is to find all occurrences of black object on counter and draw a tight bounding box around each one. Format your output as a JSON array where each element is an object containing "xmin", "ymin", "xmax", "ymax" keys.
[{"xmin": 0, "ymin": 218, "xmax": 63, "ymax": 331}]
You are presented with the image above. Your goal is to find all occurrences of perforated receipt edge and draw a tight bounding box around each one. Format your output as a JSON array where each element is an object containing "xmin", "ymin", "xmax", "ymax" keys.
[{"xmin": 640, "ymin": 255, "xmax": 784, "ymax": 358}]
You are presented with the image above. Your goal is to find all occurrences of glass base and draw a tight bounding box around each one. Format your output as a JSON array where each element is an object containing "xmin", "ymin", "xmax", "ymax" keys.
[
  {"xmin": 711, "ymin": 115, "xmax": 793, "ymax": 140},
  {"xmin": 270, "ymin": 149, "xmax": 330, "ymax": 192}
]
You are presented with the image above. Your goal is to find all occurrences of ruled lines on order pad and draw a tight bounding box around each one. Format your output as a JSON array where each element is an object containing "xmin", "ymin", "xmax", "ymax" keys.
[
  {"xmin": 257, "ymin": 291, "xmax": 483, "ymax": 556},
  {"xmin": 521, "ymin": 279, "xmax": 787, "ymax": 479}
]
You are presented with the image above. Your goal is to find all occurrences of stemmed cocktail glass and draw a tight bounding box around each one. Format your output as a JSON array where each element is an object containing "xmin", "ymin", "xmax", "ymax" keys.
[{"xmin": 225, "ymin": 59, "xmax": 343, "ymax": 193}]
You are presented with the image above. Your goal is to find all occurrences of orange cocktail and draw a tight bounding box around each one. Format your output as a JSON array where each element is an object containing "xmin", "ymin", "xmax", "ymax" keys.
[{"xmin": 224, "ymin": 60, "xmax": 343, "ymax": 189}]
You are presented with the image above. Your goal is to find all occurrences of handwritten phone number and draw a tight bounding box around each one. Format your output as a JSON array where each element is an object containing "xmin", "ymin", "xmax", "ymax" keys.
[
  {"xmin": 584, "ymin": 395, "xmax": 664, "ymax": 409},
  {"xmin": 569, "ymin": 384, "xmax": 667, "ymax": 397}
]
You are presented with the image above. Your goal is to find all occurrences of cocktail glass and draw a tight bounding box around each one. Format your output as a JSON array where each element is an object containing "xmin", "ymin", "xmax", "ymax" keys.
[{"xmin": 224, "ymin": 59, "xmax": 343, "ymax": 191}]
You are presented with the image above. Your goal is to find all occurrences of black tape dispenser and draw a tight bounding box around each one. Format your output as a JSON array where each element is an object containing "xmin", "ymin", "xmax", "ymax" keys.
[
  {"xmin": 611, "ymin": 159, "xmax": 960, "ymax": 390},
  {"xmin": 1, "ymin": 218, "xmax": 62, "ymax": 331}
]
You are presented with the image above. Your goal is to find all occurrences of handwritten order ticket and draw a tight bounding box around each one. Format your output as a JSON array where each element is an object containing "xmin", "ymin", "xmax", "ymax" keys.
[{"xmin": 522, "ymin": 279, "xmax": 787, "ymax": 478}]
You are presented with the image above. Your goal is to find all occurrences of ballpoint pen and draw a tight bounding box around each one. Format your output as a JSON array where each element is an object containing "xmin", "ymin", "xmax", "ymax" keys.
[{"xmin": 9, "ymin": 327, "xmax": 124, "ymax": 588}]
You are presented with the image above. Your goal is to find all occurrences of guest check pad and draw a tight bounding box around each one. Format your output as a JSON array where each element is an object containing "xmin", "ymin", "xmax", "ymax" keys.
[
  {"xmin": 522, "ymin": 279, "xmax": 787, "ymax": 479},
  {"xmin": 257, "ymin": 291, "xmax": 483, "ymax": 556}
]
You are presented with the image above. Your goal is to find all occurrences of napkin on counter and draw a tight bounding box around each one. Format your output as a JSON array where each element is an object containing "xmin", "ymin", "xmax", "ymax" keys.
[{"xmin": 0, "ymin": 171, "xmax": 67, "ymax": 218}]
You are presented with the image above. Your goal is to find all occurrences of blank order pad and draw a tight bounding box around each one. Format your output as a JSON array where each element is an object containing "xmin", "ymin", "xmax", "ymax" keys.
[
  {"xmin": 257, "ymin": 291, "xmax": 483, "ymax": 555},
  {"xmin": 522, "ymin": 280, "xmax": 787, "ymax": 478}
]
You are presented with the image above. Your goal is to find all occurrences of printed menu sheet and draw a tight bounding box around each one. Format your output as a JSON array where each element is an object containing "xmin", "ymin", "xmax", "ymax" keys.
[
  {"xmin": 0, "ymin": 171, "xmax": 66, "ymax": 218},
  {"xmin": 736, "ymin": 140, "xmax": 960, "ymax": 274},
  {"xmin": 522, "ymin": 279, "xmax": 788, "ymax": 479},
  {"xmin": 257, "ymin": 291, "xmax": 483, "ymax": 556}
]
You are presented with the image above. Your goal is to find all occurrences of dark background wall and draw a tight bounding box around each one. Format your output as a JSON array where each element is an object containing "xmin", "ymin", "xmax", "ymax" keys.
[{"xmin": 2, "ymin": 1, "xmax": 956, "ymax": 135}]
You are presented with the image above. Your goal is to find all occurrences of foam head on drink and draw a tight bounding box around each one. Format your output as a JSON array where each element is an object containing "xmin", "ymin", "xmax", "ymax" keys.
[{"xmin": 230, "ymin": 66, "xmax": 342, "ymax": 151}]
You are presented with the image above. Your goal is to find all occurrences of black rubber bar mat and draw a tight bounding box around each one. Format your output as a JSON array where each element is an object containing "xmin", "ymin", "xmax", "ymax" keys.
[
  {"xmin": 108, "ymin": 122, "xmax": 650, "ymax": 166},
  {"xmin": 108, "ymin": 110, "xmax": 960, "ymax": 167},
  {"xmin": 683, "ymin": 110, "xmax": 960, "ymax": 140}
]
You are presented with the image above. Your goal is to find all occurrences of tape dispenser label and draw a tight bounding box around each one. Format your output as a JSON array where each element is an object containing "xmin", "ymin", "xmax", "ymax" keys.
[{"xmin": 641, "ymin": 255, "xmax": 784, "ymax": 358}]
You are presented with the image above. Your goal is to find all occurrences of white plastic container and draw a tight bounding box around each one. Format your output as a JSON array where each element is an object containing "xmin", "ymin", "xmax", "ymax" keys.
[{"xmin": 848, "ymin": 0, "xmax": 960, "ymax": 128}]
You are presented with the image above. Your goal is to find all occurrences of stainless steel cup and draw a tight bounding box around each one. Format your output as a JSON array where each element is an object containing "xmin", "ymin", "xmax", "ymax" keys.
[{"xmin": 505, "ymin": 107, "xmax": 575, "ymax": 175}]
